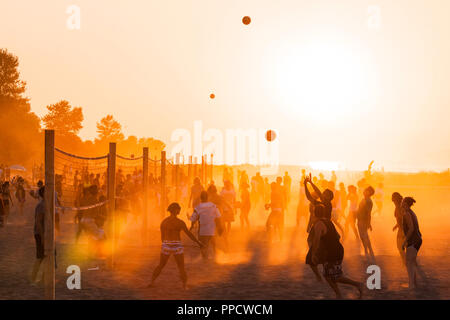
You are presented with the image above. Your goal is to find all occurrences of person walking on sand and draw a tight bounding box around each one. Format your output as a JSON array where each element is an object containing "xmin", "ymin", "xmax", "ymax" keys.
[
  {"xmin": 356, "ymin": 186, "xmax": 375, "ymax": 260},
  {"xmin": 401, "ymin": 197, "xmax": 422, "ymax": 289},
  {"xmin": 30, "ymin": 187, "xmax": 45, "ymax": 284},
  {"xmin": 149, "ymin": 202, "xmax": 203, "ymax": 289},
  {"xmin": 190, "ymin": 191, "xmax": 222, "ymax": 260},
  {"xmin": 1, "ymin": 182, "xmax": 13, "ymax": 226},
  {"xmin": 308, "ymin": 203, "xmax": 363, "ymax": 299},
  {"xmin": 392, "ymin": 192, "xmax": 405, "ymax": 264}
]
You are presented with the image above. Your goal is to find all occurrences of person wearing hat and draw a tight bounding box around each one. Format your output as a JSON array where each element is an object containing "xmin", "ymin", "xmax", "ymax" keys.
[{"xmin": 148, "ymin": 202, "xmax": 203, "ymax": 289}]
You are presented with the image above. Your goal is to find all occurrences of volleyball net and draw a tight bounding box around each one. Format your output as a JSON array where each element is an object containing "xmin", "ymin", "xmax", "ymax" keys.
[
  {"xmin": 43, "ymin": 130, "xmax": 214, "ymax": 299},
  {"xmin": 54, "ymin": 148, "xmax": 109, "ymax": 211}
]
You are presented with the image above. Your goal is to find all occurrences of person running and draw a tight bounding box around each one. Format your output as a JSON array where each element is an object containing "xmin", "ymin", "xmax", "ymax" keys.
[
  {"xmin": 356, "ymin": 186, "xmax": 375, "ymax": 259},
  {"xmin": 308, "ymin": 203, "xmax": 363, "ymax": 299},
  {"xmin": 1, "ymin": 182, "xmax": 13, "ymax": 225},
  {"xmin": 189, "ymin": 191, "xmax": 222, "ymax": 260},
  {"xmin": 392, "ymin": 192, "xmax": 405, "ymax": 264},
  {"xmin": 149, "ymin": 202, "xmax": 203, "ymax": 289},
  {"xmin": 31, "ymin": 187, "xmax": 45, "ymax": 284},
  {"xmin": 344, "ymin": 185, "xmax": 359, "ymax": 241},
  {"xmin": 401, "ymin": 197, "xmax": 422, "ymax": 289},
  {"xmin": 239, "ymin": 182, "xmax": 251, "ymax": 230},
  {"xmin": 265, "ymin": 182, "xmax": 284, "ymax": 242}
]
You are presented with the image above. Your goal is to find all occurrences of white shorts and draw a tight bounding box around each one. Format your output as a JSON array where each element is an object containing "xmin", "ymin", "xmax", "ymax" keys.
[{"xmin": 161, "ymin": 240, "xmax": 184, "ymax": 255}]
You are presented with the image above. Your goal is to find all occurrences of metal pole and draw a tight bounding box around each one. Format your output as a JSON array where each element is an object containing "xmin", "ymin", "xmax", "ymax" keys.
[
  {"xmin": 175, "ymin": 153, "xmax": 180, "ymax": 201},
  {"xmin": 108, "ymin": 142, "xmax": 116, "ymax": 268},
  {"xmin": 44, "ymin": 130, "xmax": 55, "ymax": 300},
  {"xmin": 188, "ymin": 155, "xmax": 193, "ymax": 185},
  {"xmin": 142, "ymin": 147, "xmax": 149, "ymax": 244},
  {"xmin": 210, "ymin": 154, "xmax": 214, "ymax": 183},
  {"xmin": 161, "ymin": 151, "xmax": 166, "ymax": 218}
]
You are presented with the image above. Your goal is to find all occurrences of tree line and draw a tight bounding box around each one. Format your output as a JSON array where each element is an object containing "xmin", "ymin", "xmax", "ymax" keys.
[{"xmin": 0, "ymin": 48, "xmax": 165, "ymax": 167}]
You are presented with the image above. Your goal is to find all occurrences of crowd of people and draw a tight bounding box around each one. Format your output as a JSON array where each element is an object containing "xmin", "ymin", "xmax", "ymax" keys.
[
  {"xmin": 0, "ymin": 163, "xmax": 423, "ymax": 299},
  {"xmin": 150, "ymin": 166, "xmax": 423, "ymax": 298}
]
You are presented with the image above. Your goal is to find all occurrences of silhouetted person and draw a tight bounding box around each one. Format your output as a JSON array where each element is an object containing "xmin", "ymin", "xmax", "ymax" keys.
[
  {"xmin": 189, "ymin": 177, "xmax": 203, "ymax": 209},
  {"xmin": 149, "ymin": 202, "xmax": 203, "ymax": 289},
  {"xmin": 239, "ymin": 182, "xmax": 251, "ymax": 230},
  {"xmin": 1, "ymin": 182, "xmax": 13, "ymax": 226},
  {"xmin": 265, "ymin": 182, "xmax": 284, "ymax": 242},
  {"xmin": 401, "ymin": 197, "xmax": 422, "ymax": 289},
  {"xmin": 356, "ymin": 186, "xmax": 375, "ymax": 259},
  {"xmin": 190, "ymin": 191, "xmax": 222, "ymax": 260},
  {"xmin": 308, "ymin": 203, "xmax": 363, "ymax": 299},
  {"xmin": 31, "ymin": 187, "xmax": 45, "ymax": 284},
  {"xmin": 392, "ymin": 192, "xmax": 405, "ymax": 264}
]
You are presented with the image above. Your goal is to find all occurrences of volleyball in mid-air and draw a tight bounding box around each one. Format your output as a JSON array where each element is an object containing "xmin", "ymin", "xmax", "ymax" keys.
[
  {"xmin": 210, "ymin": 93, "xmax": 215, "ymax": 99},
  {"xmin": 242, "ymin": 16, "xmax": 251, "ymax": 25},
  {"xmin": 266, "ymin": 130, "xmax": 276, "ymax": 142}
]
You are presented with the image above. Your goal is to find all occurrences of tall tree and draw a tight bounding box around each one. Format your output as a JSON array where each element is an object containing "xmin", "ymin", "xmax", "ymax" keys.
[
  {"xmin": 0, "ymin": 48, "xmax": 26, "ymax": 100},
  {"xmin": 42, "ymin": 100, "xmax": 83, "ymax": 136},
  {"xmin": 0, "ymin": 49, "xmax": 41, "ymax": 166},
  {"xmin": 96, "ymin": 114, "xmax": 124, "ymax": 142}
]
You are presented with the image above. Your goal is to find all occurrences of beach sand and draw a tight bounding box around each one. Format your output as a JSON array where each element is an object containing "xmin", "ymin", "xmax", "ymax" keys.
[{"xmin": 1, "ymin": 198, "xmax": 449, "ymax": 300}]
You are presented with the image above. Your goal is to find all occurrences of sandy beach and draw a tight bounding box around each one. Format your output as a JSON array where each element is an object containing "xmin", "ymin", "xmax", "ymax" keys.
[{"xmin": 1, "ymin": 196, "xmax": 448, "ymax": 300}]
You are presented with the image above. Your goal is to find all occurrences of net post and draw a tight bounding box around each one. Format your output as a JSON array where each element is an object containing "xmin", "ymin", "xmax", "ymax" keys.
[
  {"xmin": 204, "ymin": 155, "xmax": 208, "ymax": 185},
  {"xmin": 210, "ymin": 154, "xmax": 214, "ymax": 183},
  {"xmin": 201, "ymin": 155, "xmax": 205, "ymax": 185},
  {"xmin": 175, "ymin": 153, "xmax": 180, "ymax": 201},
  {"xmin": 44, "ymin": 129, "xmax": 55, "ymax": 300},
  {"xmin": 108, "ymin": 142, "xmax": 116, "ymax": 268},
  {"xmin": 143, "ymin": 147, "xmax": 149, "ymax": 244},
  {"xmin": 161, "ymin": 151, "xmax": 166, "ymax": 218},
  {"xmin": 188, "ymin": 155, "xmax": 193, "ymax": 185},
  {"xmin": 153, "ymin": 155, "xmax": 157, "ymax": 180}
]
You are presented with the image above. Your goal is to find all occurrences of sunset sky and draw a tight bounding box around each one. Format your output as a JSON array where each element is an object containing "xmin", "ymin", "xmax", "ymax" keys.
[{"xmin": 2, "ymin": 0, "xmax": 450, "ymax": 171}]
